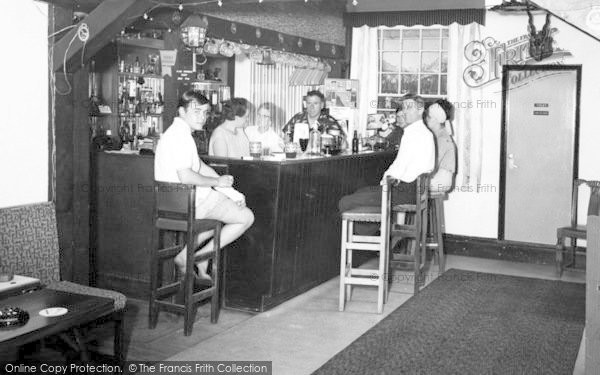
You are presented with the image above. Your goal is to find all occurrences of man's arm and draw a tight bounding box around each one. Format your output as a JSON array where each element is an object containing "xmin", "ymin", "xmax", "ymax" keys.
[{"xmin": 177, "ymin": 168, "xmax": 232, "ymax": 188}]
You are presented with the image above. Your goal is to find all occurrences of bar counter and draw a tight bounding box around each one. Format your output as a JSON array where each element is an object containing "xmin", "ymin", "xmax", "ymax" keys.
[{"xmin": 92, "ymin": 150, "xmax": 395, "ymax": 312}]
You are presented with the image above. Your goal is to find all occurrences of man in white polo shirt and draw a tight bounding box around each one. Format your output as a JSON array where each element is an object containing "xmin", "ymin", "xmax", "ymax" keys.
[
  {"xmin": 339, "ymin": 94, "xmax": 435, "ymax": 213},
  {"xmin": 155, "ymin": 91, "xmax": 254, "ymax": 284}
]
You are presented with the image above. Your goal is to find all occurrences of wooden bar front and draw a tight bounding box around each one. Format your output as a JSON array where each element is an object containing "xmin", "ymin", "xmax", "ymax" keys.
[{"xmin": 92, "ymin": 151, "xmax": 395, "ymax": 312}]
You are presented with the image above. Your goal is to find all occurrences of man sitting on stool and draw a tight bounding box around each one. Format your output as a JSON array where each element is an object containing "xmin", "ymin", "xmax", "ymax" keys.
[
  {"xmin": 338, "ymin": 94, "xmax": 435, "ymax": 233},
  {"xmin": 155, "ymin": 91, "xmax": 254, "ymax": 286}
]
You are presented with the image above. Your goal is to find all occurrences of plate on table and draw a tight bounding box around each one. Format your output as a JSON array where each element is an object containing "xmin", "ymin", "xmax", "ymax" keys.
[{"xmin": 39, "ymin": 307, "xmax": 68, "ymax": 317}]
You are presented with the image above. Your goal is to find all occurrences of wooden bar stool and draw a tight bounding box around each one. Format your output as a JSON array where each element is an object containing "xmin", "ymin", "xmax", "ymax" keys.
[
  {"xmin": 149, "ymin": 181, "xmax": 223, "ymax": 336},
  {"xmin": 390, "ymin": 174, "xmax": 430, "ymax": 295},
  {"xmin": 427, "ymin": 192, "xmax": 446, "ymax": 273},
  {"xmin": 339, "ymin": 178, "xmax": 392, "ymax": 314}
]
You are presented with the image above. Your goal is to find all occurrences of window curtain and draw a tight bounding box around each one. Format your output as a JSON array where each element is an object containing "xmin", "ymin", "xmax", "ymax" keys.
[
  {"xmin": 448, "ymin": 22, "xmax": 483, "ymax": 187},
  {"xmin": 350, "ymin": 25, "xmax": 379, "ymax": 135}
]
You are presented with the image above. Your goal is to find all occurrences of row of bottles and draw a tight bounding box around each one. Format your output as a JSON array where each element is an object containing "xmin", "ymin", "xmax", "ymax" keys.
[
  {"xmin": 118, "ymin": 76, "xmax": 164, "ymax": 117},
  {"xmin": 118, "ymin": 55, "xmax": 160, "ymax": 75}
]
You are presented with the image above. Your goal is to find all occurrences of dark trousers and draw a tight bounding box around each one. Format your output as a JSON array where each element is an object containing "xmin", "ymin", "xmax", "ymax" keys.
[{"xmin": 338, "ymin": 181, "xmax": 416, "ymax": 236}]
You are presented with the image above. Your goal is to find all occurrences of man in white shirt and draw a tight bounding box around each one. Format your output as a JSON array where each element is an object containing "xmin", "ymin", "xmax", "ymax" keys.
[
  {"xmin": 338, "ymin": 94, "xmax": 435, "ymax": 213},
  {"xmin": 155, "ymin": 91, "xmax": 254, "ymax": 284}
]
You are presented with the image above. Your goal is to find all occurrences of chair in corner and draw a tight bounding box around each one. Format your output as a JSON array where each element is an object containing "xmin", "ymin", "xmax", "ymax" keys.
[
  {"xmin": 0, "ymin": 202, "xmax": 126, "ymax": 363},
  {"xmin": 556, "ymin": 179, "xmax": 600, "ymax": 277},
  {"xmin": 389, "ymin": 173, "xmax": 431, "ymax": 295},
  {"xmin": 149, "ymin": 181, "xmax": 223, "ymax": 336}
]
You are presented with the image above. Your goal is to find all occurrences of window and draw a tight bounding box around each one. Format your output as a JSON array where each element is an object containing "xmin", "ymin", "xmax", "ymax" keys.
[{"xmin": 377, "ymin": 27, "xmax": 448, "ymax": 111}]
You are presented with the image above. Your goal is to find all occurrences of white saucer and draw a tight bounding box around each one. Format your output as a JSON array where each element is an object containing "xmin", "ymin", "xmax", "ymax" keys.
[{"xmin": 39, "ymin": 307, "xmax": 68, "ymax": 317}]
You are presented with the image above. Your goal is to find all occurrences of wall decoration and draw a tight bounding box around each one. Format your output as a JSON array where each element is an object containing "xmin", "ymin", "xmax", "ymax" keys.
[
  {"xmin": 527, "ymin": 9, "xmax": 554, "ymax": 61},
  {"xmin": 463, "ymin": 32, "xmax": 572, "ymax": 88},
  {"xmin": 315, "ymin": 41, "xmax": 320, "ymax": 51},
  {"xmin": 256, "ymin": 28, "xmax": 262, "ymax": 39},
  {"xmin": 298, "ymin": 38, "xmax": 303, "ymax": 48},
  {"xmin": 230, "ymin": 23, "xmax": 237, "ymax": 34}
]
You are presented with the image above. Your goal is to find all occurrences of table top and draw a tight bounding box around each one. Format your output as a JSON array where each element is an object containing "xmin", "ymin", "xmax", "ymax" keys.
[{"xmin": 0, "ymin": 288, "xmax": 113, "ymax": 349}]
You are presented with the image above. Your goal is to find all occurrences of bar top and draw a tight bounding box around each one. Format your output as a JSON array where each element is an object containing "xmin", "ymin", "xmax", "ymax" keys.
[{"xmin": 101, "ymin": 149, "xmax": 397, "ymax": 164}]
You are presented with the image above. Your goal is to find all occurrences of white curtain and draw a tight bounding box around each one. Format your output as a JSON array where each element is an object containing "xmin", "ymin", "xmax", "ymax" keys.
[
  {"xmin": 448, "ymin": 22, "xmax": 484, "ymax": 187},
  {"xmin": 350, "ymin": 26, "xmax": 379, "ymax": 136},
  {"xmin": 235, "ymin": 54, "xmax": 319, "ymax": 135}
]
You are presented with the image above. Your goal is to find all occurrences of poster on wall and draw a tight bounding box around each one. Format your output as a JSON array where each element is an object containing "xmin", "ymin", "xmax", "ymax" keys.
[{"xmin": 324, "ymin": 79, "xmax": 358, "ymax": 108}]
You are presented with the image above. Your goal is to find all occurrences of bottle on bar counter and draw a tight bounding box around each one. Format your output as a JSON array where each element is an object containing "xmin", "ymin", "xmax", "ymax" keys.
[{"xmin": 352, "ymin": 130, "xmax": 359, "ymax": 154}]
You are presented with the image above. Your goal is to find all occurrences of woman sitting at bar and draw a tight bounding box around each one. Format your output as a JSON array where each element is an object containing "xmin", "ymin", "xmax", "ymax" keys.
[
  {"xmin": 245, "ymin": 103, "xmax": 284, "ymax": 153},
  {"xmin": 209, "ymin": 98, "xmax": 251, "ymax": 158},
  {"xmin": 426, "ymin": 99, "xmax": 457, "ymax": 193},
  {"xmin": 155, "ymin": 91, "xmax": 254, "ymax": 284}
]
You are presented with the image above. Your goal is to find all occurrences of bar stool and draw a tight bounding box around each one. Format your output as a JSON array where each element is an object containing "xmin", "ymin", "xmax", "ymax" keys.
[
  {"xmin": 339, "ymin": 178, "xmax": 392, "ymax": 314},
  {"xmin": 149, "ymin": 181, "xmax": 223, "ymax": 336},
  {"xmin": 390, "ymin": 173, "xmax": 430, "ymax": 295},
  {"xmin": 427, "ymin": 192, "xmax": 447, "ymax": 273}
]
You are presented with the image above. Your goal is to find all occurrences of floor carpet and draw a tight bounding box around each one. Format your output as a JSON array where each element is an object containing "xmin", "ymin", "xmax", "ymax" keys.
[{"xmin": 313, "ymin": 269, "xmax": 585, "ymax": 375}]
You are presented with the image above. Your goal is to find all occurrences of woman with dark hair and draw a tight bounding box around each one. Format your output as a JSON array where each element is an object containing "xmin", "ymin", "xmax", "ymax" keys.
[
  {"xmin": 209, "ymin": 98, "xmax": 251, "ymax": 158},
  {"xmin": 245, "ymin": 102, "xmax": 284, "ymax": 153},
  {"xmin": 155, "ymin": 91, "xmax": 254, "ymax": 284}
]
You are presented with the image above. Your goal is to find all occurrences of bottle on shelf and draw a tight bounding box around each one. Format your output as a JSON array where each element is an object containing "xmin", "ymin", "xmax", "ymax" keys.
[
  {"xmin": 133, "ymin": 56, "xmax": 140, "ymax": 74},
  {"xmin": 352, "ymin": 130, "xmax": 359, "ymax": 154}
]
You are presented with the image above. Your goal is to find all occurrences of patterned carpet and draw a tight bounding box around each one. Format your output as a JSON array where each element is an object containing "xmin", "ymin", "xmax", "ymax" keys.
[{"xmin": 313, "ymin": 269, "xmax": 585, "ymax": 375}]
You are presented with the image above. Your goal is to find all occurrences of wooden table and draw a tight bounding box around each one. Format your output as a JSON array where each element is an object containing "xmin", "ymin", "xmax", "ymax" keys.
[{"xmin": 0, "ymin": 289, "xmax": 113, "ymax": 351}]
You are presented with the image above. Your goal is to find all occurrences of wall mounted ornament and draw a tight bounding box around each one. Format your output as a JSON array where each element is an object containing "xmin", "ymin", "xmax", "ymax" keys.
[
  {"xmin": 297, "ymin": 38, "xmax": 303, "ymax": 48},
  {"xmin": 230, "ymin": 23, "xmax": 237, "ymax": 34},
  {"xmin": 315, "ymin": 41, "xmax": 320, "ymax": 51},
  {"xmin": 256, "ymin": 28, "xmax": 262, "ymax": 39},
  {"xmin": 527, "ymin": 8, "xmax": 553, "ymax": 61}
]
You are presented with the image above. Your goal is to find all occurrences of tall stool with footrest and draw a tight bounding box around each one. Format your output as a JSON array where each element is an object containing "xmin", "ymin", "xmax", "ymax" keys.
[
  {"xmin": 339, "ymin": 177, "xmax": 392, "ymax": 314},
  {"xmin": 389, "ymin": 173, "xmax": 430, "ymax": 295},
  {"xmin": 149, "ymin": 181, "xmax": 223, "ymax": 336}
]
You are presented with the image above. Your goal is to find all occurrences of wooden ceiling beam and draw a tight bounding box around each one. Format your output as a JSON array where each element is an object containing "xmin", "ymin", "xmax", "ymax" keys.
[{"xmin": 52, "ymin": 0, "xmax": 154, "ymax": 72}]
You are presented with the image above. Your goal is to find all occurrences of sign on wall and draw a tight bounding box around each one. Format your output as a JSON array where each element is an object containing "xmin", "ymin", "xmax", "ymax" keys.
[{"xmin": 463, "ymin": 28, "xmax": 572, "ymax": 88}]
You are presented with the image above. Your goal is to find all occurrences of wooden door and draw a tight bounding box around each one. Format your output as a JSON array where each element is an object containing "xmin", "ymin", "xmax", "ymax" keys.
[{"xmin": 499, "ymin": 65, "xmax": 580, "ymax": 244}]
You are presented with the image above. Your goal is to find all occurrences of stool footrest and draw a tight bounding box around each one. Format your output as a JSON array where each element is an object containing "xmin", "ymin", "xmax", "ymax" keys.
[
  {"xmin": 350, "ymin": 235, "xmax": 380, "ymax": 243},
  {"xmin": 158, "ymin": 246, "xmax": 183, "ymax": 259},
  {"xmin": 345, "ymin": 242, "xmax": 382, "ymax": 251},
  {"xmin": 156, "ymin": 282, "xmax": 180, "ymax": 297},
  {"xmin": 343, "ymin": 277, "xmax": 380, "ymax": 286}
]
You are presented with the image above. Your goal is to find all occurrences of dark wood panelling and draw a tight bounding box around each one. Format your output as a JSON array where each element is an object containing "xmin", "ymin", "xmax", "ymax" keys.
[
  {"xmin": 92, "ymin": 151, "xmax": 395, "ymax": 310},
  {"xmin": 93, "ymin": 153, "xmax": 156, "ymax": 297},
  {"xmin": 445, "ymin": 234, "xmax": 586, "ymax": 268},
  {"xmin": 207, "ymin": 152, "xmax": 395, "ymax": 312}
]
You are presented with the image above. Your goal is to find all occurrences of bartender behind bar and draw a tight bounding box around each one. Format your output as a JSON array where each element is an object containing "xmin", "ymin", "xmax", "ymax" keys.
[{"xmin": 282, "ymin": 90, "xmax": 348, "ymax": 149}]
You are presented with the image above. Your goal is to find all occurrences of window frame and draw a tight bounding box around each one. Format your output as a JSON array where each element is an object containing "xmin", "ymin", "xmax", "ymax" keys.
[{"xmin": 377, "ymin": 26, "xmax": 448, "ymax": 111}]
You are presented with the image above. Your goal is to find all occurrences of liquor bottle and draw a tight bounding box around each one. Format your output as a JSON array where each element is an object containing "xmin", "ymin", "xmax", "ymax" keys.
[
  {"xmin": 352, "ymin": 130, "xmax": 359, "ymax": 154},
  {"xmin": 133, "ymin": 56, "xmax": 140, "ymax": 74}
]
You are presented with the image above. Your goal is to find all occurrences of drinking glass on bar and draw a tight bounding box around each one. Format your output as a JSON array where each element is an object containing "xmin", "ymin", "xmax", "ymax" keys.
[
  {"xmin": 299, "ymin": 138, "xmax": 308, "ymax": 152},
  {"xmin": 249, "ymin": 141, "xmax": 262, "ymax": 158}
]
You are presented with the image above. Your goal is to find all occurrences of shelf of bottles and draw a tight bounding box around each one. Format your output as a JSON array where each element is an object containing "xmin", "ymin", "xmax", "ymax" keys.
[{"xmin": 117, "ymin": 56, "xmax": 164, "ymax": 146}]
